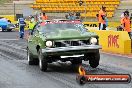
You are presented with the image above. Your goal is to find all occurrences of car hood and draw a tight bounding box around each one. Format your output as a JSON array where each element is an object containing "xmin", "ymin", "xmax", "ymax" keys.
[{"xmin": 40, "ymin": 29, "xmax": 98, "ymax": 40}]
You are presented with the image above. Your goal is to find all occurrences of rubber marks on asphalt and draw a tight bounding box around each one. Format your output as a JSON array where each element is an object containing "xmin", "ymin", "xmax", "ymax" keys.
[
  {"xmin": 101, "ymin": 52, "xmax": 132, "ymax": 59},
  {"xmin": 16, "ymin": 33, "xmax": 29, "ymax": 40}
]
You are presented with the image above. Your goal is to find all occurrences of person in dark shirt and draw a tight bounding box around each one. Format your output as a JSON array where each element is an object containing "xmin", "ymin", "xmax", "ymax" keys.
[{"xmin": 76, "ymin": 12, "xmax": 81, "ymax": 19}]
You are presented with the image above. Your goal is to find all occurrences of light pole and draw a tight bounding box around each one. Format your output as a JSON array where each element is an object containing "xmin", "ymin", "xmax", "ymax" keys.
[{"xmin": 14, "ymin": 2, "xmax": 16, "ymax": 21}]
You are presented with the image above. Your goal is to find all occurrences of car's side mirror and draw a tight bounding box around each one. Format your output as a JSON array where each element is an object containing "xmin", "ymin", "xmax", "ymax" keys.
[
  {"xmin": 33, "ymin": 23, "xmax": 40, "ymax": 30},
  {"xmin": 37, "ymin": 24, "xmax": 40, "ymax": 28}
]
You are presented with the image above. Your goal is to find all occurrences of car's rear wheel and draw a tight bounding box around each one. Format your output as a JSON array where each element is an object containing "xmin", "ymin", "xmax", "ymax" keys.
[
  {"xmin": 89, "ymin": 50, "xmax": 100, "ymax": 68},
  {"xmin": 27, "ymin": 48, "xmax": 39, "ymax": 65},
  {"xmin": 38, "ymin": 49, "xmax": 48, "ymax": 72},
  {"xmin": 7, "ymin": 29, "xmax": 12, "ymax": 32},
  {"xmin": 2, "ymin": 29, "xmax": 5, "ymax": 32}
]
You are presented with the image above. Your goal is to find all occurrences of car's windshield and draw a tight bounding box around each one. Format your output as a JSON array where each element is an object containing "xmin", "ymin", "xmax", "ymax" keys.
[{"xmin": 39, "ymin": 23, "xmax": 87, "ymax": 33}]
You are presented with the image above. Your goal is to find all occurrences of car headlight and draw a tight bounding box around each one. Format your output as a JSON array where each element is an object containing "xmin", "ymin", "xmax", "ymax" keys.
[
  {"xmin": 90, "ymin": 37, "xmax": 97, "ymax": 45},
  {"xmin": 46, "ymin": 41, "xmax": 53, "ymax": 47}
]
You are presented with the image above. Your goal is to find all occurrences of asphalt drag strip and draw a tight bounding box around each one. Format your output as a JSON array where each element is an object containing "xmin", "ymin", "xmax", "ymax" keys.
[{"xmin": 0, "ymin": 40, "xmax": 131, "ymax": 88}]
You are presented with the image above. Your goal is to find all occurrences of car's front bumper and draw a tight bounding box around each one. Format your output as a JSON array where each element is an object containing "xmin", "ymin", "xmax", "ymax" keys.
[{"xmin": 42, "ymin": 45, "xmax": 102, "ymax": 55}]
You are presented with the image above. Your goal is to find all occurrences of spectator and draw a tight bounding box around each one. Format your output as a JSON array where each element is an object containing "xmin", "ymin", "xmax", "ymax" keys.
[
  {"xmin": 28, "ymin": 17, "xmax": 36, "ymax": 35},
  {"xmin": 38, "ymin": 13, "xmax": 43, "ymax": 22},
  {"xmin": 65, "ymin": 14, "xmax": 69, "ymax": 19},
  {"xmin": 98, "ymin": 6, "xmax": 107, "ymax": 30},
  {"xmin": 121, "ymin": 12, "xmax": 131, "ymax": 38},
  {"xmin": 124, "ymin": 9, "xmax": 129, "ymax": 16},
  {"xmin": 117, "ymin": 13, "xmax": 126, "ymax": 31},
  {"xmin": 76, "ymin": 12, "xmax": 81, "ymax": 19},
  {"xmin": 68, "ymin": 12, "xmax": 76, "ymax": 20},
  {"xmin": 42, "ymin": 12, "xmax": 48, "ymax": 20},
  {"xmin": 78, "ymin": 0, "xmax": 84, "ymax": 6}
]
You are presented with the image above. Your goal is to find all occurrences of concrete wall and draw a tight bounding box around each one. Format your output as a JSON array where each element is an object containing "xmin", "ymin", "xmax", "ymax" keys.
[{"xmin": 0, "ymin": 0, "xmax": 34, "ymax": 15}]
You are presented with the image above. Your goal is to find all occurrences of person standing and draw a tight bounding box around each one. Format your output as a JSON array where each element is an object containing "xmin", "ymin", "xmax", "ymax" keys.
[
  {"xmin": 28, "ymin": 17, "xmax": 36, "ymax": 35},
  {"xmin": 98, "ymin": 6, "xmax": 106, "ymax": 30},
  {"xmin": 124, "ymin": 9, "xmax": 129, "ymax": 16},
  {"xmin": 121, "ymin": 12, "xmax": 131, "ymax": 38},
  {"xmin": 68, "ymin": 12, "xmax": 76, "ymax": 20},
  {"xmin": 38, "ymin": 13, "xmax": 42, "ymax": 22},
  {"xmin": 18, "ymin": 18, "xmax": 26, "ymax": 39},
  {"xmin": 42, "ymin": 12, "xmax": 48, "ymax": 20},
  {"xmin": 76, "ymin": 12, "xmax": 81, "ymax": 20}
]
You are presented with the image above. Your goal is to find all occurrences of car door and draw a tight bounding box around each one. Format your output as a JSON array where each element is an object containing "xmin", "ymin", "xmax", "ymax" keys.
[{"xmin": 28, "ymin": 23, "xmax": 40, "ymax": 56}]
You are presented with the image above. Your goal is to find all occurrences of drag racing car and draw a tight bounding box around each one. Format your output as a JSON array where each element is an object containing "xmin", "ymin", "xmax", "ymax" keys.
[
  {"xmin": 0, "ymin": 18, "xmax": 16, "ymax": 32},
  {"xmin": 27, "ymin": 20, "xmax": 102, "ymax": 71}
]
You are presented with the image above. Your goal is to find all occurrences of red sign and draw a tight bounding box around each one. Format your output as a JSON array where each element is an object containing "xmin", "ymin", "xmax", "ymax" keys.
[{"xmin": 108, "ymin": 35, "xmax": 119, "ymax": 48}]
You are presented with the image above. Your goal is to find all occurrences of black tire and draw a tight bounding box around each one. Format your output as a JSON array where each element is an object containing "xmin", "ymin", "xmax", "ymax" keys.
[
  {"xmin": 27, "ymin": 48, "xmax": 39, "ymax": 65},
  {"xmin": 89, "ymin": 50, "xmax": 100, "ymax": 68},
  {"xmin": 71, "ymin": 59, "xmax": 82, "ymax": 65},
  {"xmin": 38, "ymin": 49, "xmax": 48, "ymax": 72},
  {"xmin": 79, "ymin": 76, "xmax": 87, "ymax": 85},
  {"xmin": 2, "ymin": 29, "xmax": 5, "ymax": 32},
  {"xmin": 7, "ymin": 29, "xmax": 12, "ymax": 32}
]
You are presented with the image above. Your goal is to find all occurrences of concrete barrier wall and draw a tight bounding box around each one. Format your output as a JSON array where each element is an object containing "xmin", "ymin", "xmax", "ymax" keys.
[
  {"xmin": 83, "ymin": 22, "xmax": 121, "ymax": 28},
  {"xmin": 89, "ymin": 30, "xmax": 131, "ymax": 54},
  {"xmin": 0, "ymin": 15, "xmax": 15, "ymax": 22}
]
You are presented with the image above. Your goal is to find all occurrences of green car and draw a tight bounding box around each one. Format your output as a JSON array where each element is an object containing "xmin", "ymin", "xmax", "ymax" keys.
[{"xmin": 27, "ymin": 20, "xmax": 102, "ymax": 71}]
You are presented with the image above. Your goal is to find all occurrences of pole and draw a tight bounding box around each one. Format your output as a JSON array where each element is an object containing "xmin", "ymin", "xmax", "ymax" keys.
[{"xmin": 14, "ymin": 3, "xmax": 16, "ymax": 21}]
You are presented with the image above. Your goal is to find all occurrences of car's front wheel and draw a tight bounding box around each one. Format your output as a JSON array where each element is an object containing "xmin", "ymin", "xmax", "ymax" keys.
[
  {"xmin": 89, "ymin": 50, "xmax": 100, "ymax": 68},
  {"xmin": 38, "ymin": 49, "xmax": 48, "ymax": 72},
  {"xmin": 27, "ymin": 48, "xmax": 39, "ymax": 65}
]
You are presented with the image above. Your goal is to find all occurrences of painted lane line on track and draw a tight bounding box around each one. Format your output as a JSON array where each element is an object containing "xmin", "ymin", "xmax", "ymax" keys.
[{"xmin": 101, "ymin": 52, "xmax": 132, "ymax": 59}]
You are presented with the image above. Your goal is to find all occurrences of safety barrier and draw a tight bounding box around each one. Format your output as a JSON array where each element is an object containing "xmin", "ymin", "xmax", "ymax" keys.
[
  {"xmin": 89, "ymin": 30, "xmax": 131, "ymax": 54},
  {"xmin": 83, "ymin": 22, "xmax": 121, "ymax": 28},
  {"xmin": 83, "ymin": 22, "xmax": 98, "ymax": 27},
  {"xmin": 0, "ymin": 15, "xmax": 15, "ymax": 22}
]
